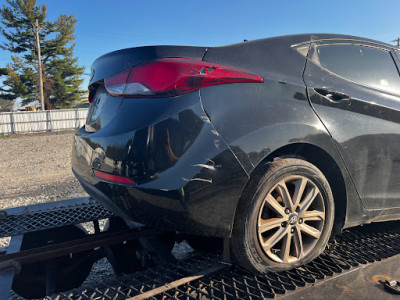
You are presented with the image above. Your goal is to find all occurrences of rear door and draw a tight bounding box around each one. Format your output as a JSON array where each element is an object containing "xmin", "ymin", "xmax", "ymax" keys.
[{"xmin": 303, "ymin": 40, "xmax": 400, "ymax": 209}]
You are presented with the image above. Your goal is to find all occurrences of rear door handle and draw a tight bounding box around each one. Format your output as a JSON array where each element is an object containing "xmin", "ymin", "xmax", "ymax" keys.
[{"xmin": 314, "ymin": 88, "xmax": 350, "ymax": 102}]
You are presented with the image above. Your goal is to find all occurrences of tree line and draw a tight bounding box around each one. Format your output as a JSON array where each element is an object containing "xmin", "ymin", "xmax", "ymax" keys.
[{"xmin": 0, "ymin": 0, "xmax": 85, "ymax": 110}]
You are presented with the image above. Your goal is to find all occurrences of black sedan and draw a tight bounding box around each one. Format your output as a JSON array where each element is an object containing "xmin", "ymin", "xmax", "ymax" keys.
[{"xmin": 72, "ymin": 34, "xmax": 400, "ymax": 273}]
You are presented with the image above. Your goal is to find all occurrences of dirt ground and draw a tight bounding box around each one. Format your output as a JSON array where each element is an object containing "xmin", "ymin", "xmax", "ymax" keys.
[{"xmin": 0, "ymin": 131, "xmax": 86, "ymax": 209}]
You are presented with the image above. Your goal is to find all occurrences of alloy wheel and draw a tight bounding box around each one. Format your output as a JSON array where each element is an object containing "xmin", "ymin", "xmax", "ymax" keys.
[{"xmin": 257, "ymin": 176, "xmax": 325, "ymax": 264}]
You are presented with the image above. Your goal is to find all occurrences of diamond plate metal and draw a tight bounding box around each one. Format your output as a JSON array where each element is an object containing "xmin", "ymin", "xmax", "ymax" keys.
[
  {"xmin": 0, "ymin": 197, "xmax": 113, "ymax": 238},
  {"xmin": 46, "ymin": 221, "xmax": 400, "ymax": 300}
]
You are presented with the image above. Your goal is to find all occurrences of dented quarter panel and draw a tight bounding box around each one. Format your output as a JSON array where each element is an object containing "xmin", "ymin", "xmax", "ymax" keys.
[{"xmin": 200, "ymin": 35, "xmax": 368, "ymax": 230}]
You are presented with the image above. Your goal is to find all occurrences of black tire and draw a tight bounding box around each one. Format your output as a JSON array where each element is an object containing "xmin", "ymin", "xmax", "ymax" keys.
[{"xmin": 231, "ymin": 158, "xmax": 334, "ymax": 273}]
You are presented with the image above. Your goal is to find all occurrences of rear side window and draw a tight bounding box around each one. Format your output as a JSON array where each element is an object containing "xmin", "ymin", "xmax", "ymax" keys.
[{"xmin": 316, "ymin": 45, "xmax": 400, "ymax": 95}]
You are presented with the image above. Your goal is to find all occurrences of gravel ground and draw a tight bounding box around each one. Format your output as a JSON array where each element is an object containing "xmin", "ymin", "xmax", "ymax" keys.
[
  {"xmin": 1, "ymin": 131, "xmax": 192, "ymax": 298},
  {"xmin": 0, "ymin": 131, "xmax": 86, "ymax": 209}
]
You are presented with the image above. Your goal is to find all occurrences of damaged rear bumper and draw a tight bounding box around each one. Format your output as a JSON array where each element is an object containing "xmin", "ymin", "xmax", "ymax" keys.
[{"xmin": 72, "ymin": 94, "xmax": 249, "ymax": 237}]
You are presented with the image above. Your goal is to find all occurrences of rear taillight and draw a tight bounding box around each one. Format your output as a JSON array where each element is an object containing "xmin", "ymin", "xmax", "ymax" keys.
[{"xmin": 104, "ymin": 58, "xmax": 263, "ymax": 97}]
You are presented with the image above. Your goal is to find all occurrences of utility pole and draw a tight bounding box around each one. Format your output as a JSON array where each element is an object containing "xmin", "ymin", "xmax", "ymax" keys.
[
  {"xmin": 34, "ymin": 19, "xmax": 45, "ymax": 110},
  {"xmin": 392, "ymin": 37, "xmax": 400, "ymax": 48}
]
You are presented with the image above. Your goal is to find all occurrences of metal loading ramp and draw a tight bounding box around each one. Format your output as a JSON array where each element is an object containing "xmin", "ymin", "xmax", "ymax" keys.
[
  {"xmin": 49, "ymin": 221, "xmax": 400, "ymax": 300},
  {"xmin": 0, "ymin": 197, "xmax": 114, "ymax": 237},
  {"xmin": 0, "ymin": 198, "xmax": 399, "ymax": 299}
]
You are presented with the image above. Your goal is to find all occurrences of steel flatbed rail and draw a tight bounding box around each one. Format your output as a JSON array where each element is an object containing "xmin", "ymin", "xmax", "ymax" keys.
[
  {"xmin": 0, "ymin": 198, "xmax": 399, "ymax": 299},
  {"xmin": 0, "ymin": 227, "xmax": 160, "ymax": 266}
]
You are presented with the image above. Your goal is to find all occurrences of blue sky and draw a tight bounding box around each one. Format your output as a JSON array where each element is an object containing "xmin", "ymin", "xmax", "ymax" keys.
[{"xmin": 1, "ymin": 0, "xmax": 400, "ymax": 105}]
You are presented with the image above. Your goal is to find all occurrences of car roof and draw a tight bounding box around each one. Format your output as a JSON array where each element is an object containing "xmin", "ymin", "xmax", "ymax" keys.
[{"xmin": 226, "ymin": 33, "xmax": 397, "ymax": 50}]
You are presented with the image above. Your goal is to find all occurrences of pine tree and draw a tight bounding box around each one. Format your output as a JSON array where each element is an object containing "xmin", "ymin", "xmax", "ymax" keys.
[{"xmin": 0, "ymin": 0, "xmax": 85, "ymax": 109}]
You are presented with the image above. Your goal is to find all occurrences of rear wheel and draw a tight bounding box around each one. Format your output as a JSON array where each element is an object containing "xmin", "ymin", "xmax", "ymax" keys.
[{"xmin": 231, "ymin": 158, "xmax": 334, "ymax": 273}]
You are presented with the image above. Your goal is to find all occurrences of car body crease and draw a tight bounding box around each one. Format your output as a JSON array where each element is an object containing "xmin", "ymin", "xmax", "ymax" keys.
[{"xmin": 198, "ymin": 89, "xmax": 250, "ymax": 178}]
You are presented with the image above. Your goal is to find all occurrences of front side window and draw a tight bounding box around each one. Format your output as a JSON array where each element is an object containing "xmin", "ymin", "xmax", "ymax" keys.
[{"xmin": 316, "ymin": 45, "xmax": 400, "ymax": 95}]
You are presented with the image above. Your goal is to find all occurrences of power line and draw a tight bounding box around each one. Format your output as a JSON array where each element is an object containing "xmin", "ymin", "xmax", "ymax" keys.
[{"xmin": 391, "ymin": 37, "xmax": 400, "ymax": 47}]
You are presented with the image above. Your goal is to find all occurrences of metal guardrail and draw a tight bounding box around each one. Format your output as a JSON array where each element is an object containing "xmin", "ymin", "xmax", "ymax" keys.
[{"xmin": 0, "ymin": 108, "xmax": 89, "ymax": 134}]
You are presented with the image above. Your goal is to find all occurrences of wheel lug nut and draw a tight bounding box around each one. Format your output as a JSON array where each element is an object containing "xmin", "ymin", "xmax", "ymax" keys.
[
  {"xmin": 281, "ymin": 222, "xmax": 287, "ymax": 227},
  {"xmin": 299, "ymin": 218, "xmax": 303, "ymax": 224},
  {"xmin": 291, "ymin": 228, "xmax": 295, "ymax": 233},
  {"xmin": 285, "ymin": 208, "xmax": 290, "ymax": 214}
]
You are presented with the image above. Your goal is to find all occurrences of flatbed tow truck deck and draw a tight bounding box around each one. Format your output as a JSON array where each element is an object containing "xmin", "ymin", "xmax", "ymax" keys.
[{"xmin": 0, "ymin": 197, "xmax": 399, "ymax": 299}]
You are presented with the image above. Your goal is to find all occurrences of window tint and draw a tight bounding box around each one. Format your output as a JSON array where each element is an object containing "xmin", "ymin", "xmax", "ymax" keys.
[{"xmin": 317, "ymin": 45, "xmax": 400, "ymax": 94}]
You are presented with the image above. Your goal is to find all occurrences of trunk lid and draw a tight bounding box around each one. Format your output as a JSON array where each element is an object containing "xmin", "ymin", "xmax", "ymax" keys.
[
  {"xmin": 85, "ymin": 46, "xmax": 207, "ymax": 131},
  {"xmin": 89, "ymin": 45, "xmax": 207, "ymax": 85}
]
